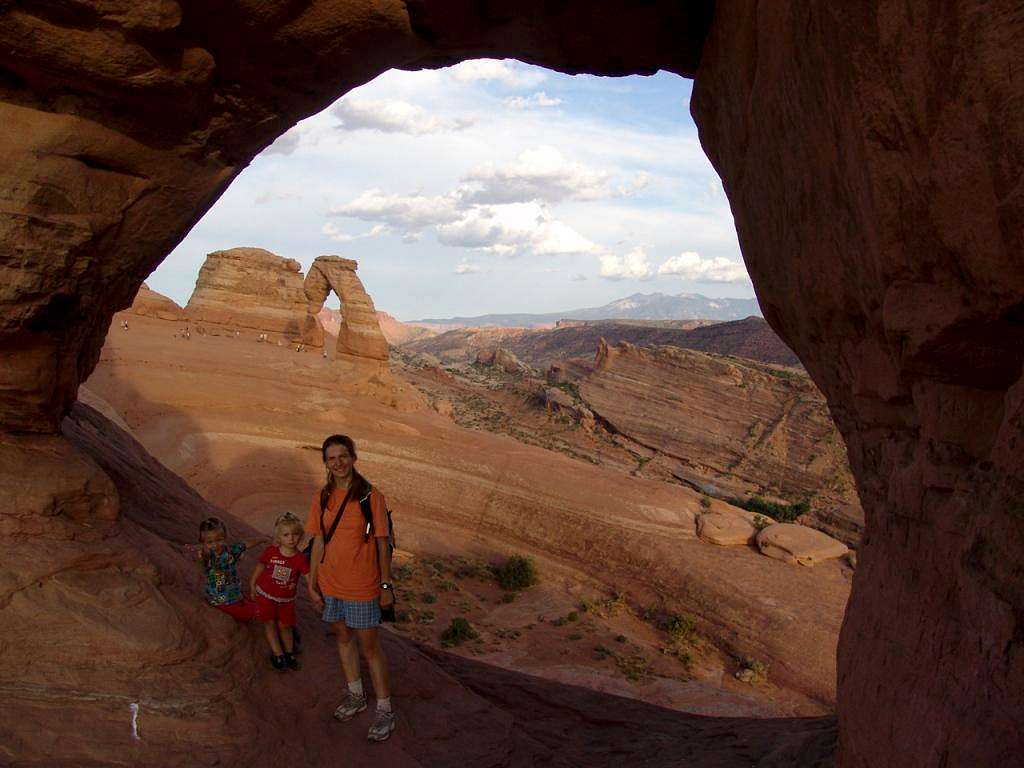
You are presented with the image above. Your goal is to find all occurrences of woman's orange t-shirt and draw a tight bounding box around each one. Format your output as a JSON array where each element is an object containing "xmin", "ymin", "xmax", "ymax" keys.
[{"xmin": 306, "ymin": 487, "xmax": 390, "ymax": 601}]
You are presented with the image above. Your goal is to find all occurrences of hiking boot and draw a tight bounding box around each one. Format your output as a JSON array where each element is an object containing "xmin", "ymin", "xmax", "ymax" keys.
[
  {"xmin": 283, "ymin": 652, "xmax": 299, "ymax": 670},
  {"xmin": 367, "ymin": 709, "xmax": 396, "ymax": 742},
  {"xmin": 270, "ymin": 654, "xmax": 286, "ymax": 672},
  {"xmin": 333, "ymin": 693, "xmax": 367, "ymax": 721}
]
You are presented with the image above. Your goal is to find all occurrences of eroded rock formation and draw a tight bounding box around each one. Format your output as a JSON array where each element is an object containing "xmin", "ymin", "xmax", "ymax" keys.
[
  {"xmin": 581, "ymin": 340, "xmax": 859, "ymax": 536},
  {"xmin": 129, "ymin": 283, "xmax": 184, "ymax": 321},
  {"xmin": 184, "ymin": 248, "xmax": 322, "ymax": 345},
  {"xmin": 0, "ymin": 1, "xmax": 1021, "ymax": 765},
  {"xmin": 304, "ymin": 256, "xmax": 388, "ymax": 361}
]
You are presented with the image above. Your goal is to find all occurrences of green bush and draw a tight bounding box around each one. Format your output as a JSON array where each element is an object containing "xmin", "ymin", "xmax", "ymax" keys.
[
  {"xmin": 662, "ymin": 612, "xmax": 698, "ymax": 644},
  {"xmin": 495, "ymin": 555, "xmax": 538, "ymax": 591},
  {"xmin": 437, "ymin": 579, "xmax": 458, "ymax": 592},
  {"xmin": 740, "ymin": 656, "xmax": 770, "ymax": 683},
  {"xmin": 751, "ymin": 514, "xmax": 771, "ymax": 531},
  {"xmin": 441, "ymin": 618, "xmax": 479, "ymax": 648},
  {"xmin": 422, "ymin": 592, "xmax": 437, "ymax": 604},
  {"xmin": 731, "ymin": 495, "xmax": 809, "ymax": 524}
]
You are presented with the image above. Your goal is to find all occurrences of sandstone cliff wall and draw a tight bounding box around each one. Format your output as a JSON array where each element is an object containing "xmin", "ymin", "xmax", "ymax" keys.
[{"xmin": 184, "ymin": 248, "xmax": 322, "ymax": 345}]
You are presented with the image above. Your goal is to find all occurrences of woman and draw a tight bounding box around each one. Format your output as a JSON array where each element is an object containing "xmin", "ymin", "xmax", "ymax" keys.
[{"xmin": 306, "ymin": 434, "xmax": 396, "ymax": 742}]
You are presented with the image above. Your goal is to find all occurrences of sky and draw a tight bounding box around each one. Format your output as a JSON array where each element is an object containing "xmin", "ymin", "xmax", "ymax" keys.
[{"xmin": 149, "ymin": 59, "xmax": 752, "ymax": 321}]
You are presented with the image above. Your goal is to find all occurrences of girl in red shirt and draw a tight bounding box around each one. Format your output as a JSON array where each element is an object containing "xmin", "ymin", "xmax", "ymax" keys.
[{"xmin": 249, "ymin": 513, "xmax": 311, "ymax": 670}]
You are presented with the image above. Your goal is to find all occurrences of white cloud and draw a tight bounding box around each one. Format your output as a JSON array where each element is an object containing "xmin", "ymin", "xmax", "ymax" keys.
[
  {"xmin": 614, "ymin": 172, "xmax": 651, "ymax": 197},
  {"xmin": 449, "ymin": 59, "xmax": 546, "ymax": 88},
  {"xmin": 657, "ymin": 251, "xmax": 749, "ymax": 283},
  {"xmin": 571, "ymin": 273, "xmax": 588, "ymax": 282},
  {"xmin": 455, "ymin": 259, "xmax": 481, "ymax": 275},
  {"xmin": 332, "ymin": 99, "xmax": 465, "ymax": 135},
  {"xmin": 437, "ymin": 203, "xmax": 598, "ymax": 256},
  {"xmin": 599, "ymin": 247, "xmax": 653, "ymax": 280},
  {"xmin": 504, "ymin": 91, "xmax": 562, "ymax": 109},
  {"xmin": 329, "ymin": 189, "xmax": 463, "ymax": 231},
  {"xmin": 321, "ymin": 222, "xmax": 388, "ymax": 242},
  {"xmin": 463, "ymin": 147, "xmax": 611, "ymax": 204},
  {"xmin": 255, "ymin": 189, "xmax": 302, "ymax": 205},
  {"xmin": 262, "ymin": 128, "xmax": 302, "ymax": 156}
]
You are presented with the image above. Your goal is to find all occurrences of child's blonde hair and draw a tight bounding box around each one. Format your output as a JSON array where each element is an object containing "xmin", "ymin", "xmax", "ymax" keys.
[{"xmin": 274, "ymin": 512, "xmax": 304, "ymax": 540}]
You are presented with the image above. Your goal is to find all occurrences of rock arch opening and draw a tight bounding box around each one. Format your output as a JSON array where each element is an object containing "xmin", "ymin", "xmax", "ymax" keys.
[{"xmin": 1, "ymin": 2, "xmax": 1021, "ymax": 766}]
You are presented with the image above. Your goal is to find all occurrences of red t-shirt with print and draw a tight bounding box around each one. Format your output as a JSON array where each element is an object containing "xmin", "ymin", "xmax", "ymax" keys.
[{"xmin": 255, "ymin": 545, "xmax": 310, "ymax": 602}]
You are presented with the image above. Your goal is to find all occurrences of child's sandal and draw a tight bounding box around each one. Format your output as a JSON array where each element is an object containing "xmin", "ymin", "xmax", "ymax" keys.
[
  {"xmin": 270, "ymin": 654, "xmax": 287, "ymax": 671},
  {"xmin": 283, "ymin": 652, "xmax": 299, "ymax": 670}
]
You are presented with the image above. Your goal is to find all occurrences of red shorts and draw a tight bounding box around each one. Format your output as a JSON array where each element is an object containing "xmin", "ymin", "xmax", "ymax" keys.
[
  {"xmin": 215, "ymin": 598, "xmax": 261, "ymax": 623},
  {"xmin": 255, "ymin": 595, "xmax": 297, "ymax": 627}
]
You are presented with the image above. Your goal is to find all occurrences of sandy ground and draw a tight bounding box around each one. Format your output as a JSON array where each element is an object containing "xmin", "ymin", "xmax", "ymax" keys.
[{"xmin": 85, "ymin": 314, "xmax": 852, "ymax": 717}]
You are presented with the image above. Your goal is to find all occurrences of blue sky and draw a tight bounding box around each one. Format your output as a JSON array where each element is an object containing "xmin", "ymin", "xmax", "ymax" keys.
[{"xmin": 149, "ymin": 60, "xmax": 751, "ymax": 321}]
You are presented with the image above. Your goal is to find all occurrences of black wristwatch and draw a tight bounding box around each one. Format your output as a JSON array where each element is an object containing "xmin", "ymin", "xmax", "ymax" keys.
[{"xmin": 380, "ymin": 582, "xmax": 393, "ymax": 590}]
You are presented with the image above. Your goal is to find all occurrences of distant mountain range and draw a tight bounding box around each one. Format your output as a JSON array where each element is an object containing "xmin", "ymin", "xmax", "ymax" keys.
[{"xmin": 413, "ymin": 292, "xmax": 762, "ymax": 328}]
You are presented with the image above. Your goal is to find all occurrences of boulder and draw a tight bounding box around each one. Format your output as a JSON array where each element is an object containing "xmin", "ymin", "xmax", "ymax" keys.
[
  {"xmin": 476, "ymin": 347, "xmax": 533, "ymax": 375},
  {"xmin": 697, "ymin": 512, "xmax": 758, "ymax": 546},
  {"xmin": 756, "ymin": 523, "xmax": 849, "ymax": 566}
]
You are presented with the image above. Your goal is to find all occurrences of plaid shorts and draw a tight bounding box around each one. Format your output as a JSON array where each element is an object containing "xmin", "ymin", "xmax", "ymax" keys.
[{"xmin": 322, "ymin": 596, "xmax": 381, "ymax": 629}]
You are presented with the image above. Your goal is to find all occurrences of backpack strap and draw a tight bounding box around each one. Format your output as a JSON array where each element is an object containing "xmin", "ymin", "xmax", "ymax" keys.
[
  {"xmin": 358, "ymin": 487, "xmax": 374, "ymax": 543},
  {"xmin": 319, "ymin": 485, "xmax": 355, "ymax": 563}
]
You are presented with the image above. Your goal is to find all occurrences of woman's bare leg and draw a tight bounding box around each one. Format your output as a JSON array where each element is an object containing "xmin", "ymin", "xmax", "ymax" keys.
[
  {"xmin": 355, "ymin": 627, "xmax": 390, "ymax": 699},
  {"xmin": 334, "ymin": 622, "xmax": 361, "ymax": 683}
]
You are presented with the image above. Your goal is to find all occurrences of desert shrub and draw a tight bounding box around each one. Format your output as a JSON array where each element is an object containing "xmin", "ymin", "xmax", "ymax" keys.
[
  {"xmin": 441, "ymin": 618, "xmax": 479, "ymax": 647},
  {"xmin": 568, "ymin": 633, "xmax": 583, "ymax": 641},
  {"xmin": 662, "ymin": 612, "xmax": 698, "ymax": 644},
  {"xmin": 699, "ymin": 495, "xmax": 712, "ymax": 510},
  {"xmin": 567, "ymin": 611, "xmax": 579, "ymax": 622},
  {"xmin": 418, "ymin": 609, "xmax": 435, "ymax": 624},
  {"xmin": 593, "ymin": 644, "xmax": 615, "ymax": 660},
  {"xmin": 501, "ymin": 592, "xmax": 517, "ymax": 604},
  {"xmin": 751, "ymin": 514, "xmax": 771, "ymax": 531},
  {"xmin": 616, "ymin": 653, "xmax": 652, "ymax": 681},
  {"xmin": 453, "ymin": 558, "xmax": 491, "ymax": 579},
  {"xmin": 731, "ymin": 495, "xmax": 810, "ymax": 524},
  {"xmin": 739, "ymin": 656, "xmax": 770, "ymax": 683},
  {"xmin": 422, "ymin": 592, "xmax": 437, "ymax": 604},
  {"xmin": 579, "ymin": 592, "xmax": 627, "ymax": 618},
  {"xmin": 495, "ymin": 555, "xmax": 538, "ymax": 591},
  {"xmin": 615, "ymin": 634, "xmax": 627, "ymax": 643},
  {"xmin": 437, "ymin": 579, "xmax": 458, "ymax": 592}
]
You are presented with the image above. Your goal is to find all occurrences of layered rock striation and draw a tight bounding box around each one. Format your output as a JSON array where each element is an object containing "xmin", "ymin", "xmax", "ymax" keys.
[
  {"xmin": 184, "ymin": 248, "xmax": 322, "ymax": 345},
  {"xmin": 580, "ymin": 340, "xmax": 859, "ymax": 535},
  {"xmin": 128, "ymin": 283, "xmax": 184, "ymax": 321}
]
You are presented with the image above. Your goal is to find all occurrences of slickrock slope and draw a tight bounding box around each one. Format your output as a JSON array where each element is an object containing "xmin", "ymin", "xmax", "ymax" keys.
[
  {"xmin": 83, "ymin": 315, "xmax": 851, "ymax": 710},
  {"xmin": 403, "ymin": 317, "xmax": 799, "ymax": 369},
  {"xmin": 1, "ymin": 403, "xmax": 836, "ymax": 767},
  {"xmin": 184, "ymin": 248, "xmax": 322, "ymax": 345},
  {"xmin": 129, "ymin": 283, "xmax": 184, "ymax": 321},
  {"xmin": 579, "ymin": 341, "xmax": 859, "ymax": 536}
]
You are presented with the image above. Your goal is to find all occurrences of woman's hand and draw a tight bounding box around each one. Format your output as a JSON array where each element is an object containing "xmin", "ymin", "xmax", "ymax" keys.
[
  {"xmin": 309, "ymin": 587, "xmax": 325, "ymax": 612},
  {"xmin": 380, "ymin": 589, "xmax": 395, "ymax": 608}
]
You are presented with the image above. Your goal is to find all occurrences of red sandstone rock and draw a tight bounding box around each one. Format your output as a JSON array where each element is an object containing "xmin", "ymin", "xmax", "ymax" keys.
[
  {"xmin": 756, "ymin": 524, "xmax": 849, "ymax": 567},
  {"xmin": 129, "ymin": 283, "xmax": 184, "ymax": 321},
  {"xmin": 580, "ymin": 340, "xmax": 859, "ymax": 536},
  {"xmin": 184, "ymin": 248, "xmax": 323, "ymax": 346},
  {"xmin": 304, "ymin": 256, "xmax": 389, "ymax": 361},
  {"xmin": 698, "ymin": 512, "xmax": 758, "ymax": 547}
]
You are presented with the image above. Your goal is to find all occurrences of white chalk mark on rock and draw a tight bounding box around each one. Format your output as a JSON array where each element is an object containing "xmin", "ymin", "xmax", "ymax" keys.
[{"xmin": 129, "ymin": 702, "xmax": 141, "ymax": 741}]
